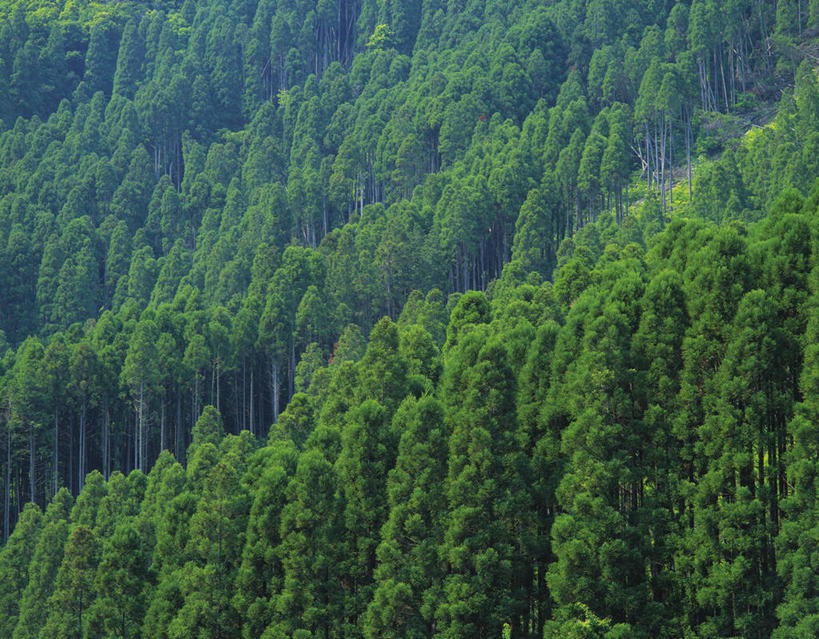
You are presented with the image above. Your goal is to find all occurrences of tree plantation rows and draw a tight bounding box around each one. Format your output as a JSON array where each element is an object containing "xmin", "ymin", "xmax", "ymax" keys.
[
  {"xmin": 0, "ymin": 0, "xmax": 815, "ymax": 519},
  {"xmin": 4, "ymin": 184, "xmax": 819, "ymax": 637},
  {"xmin": 2, "ymin": 0, "xmax": 819, "ymax": 636}
]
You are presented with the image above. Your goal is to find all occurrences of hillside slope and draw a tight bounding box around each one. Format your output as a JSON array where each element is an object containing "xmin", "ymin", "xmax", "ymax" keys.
[{"xmin": 1, "ymin": 2, "xmax": 819, "ymax": 637}]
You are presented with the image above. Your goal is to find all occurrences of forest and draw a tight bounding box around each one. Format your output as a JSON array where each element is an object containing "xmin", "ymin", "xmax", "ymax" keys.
[{"xmin": 1, "ymin": 0, "xmax": 819, "ymax": 637}]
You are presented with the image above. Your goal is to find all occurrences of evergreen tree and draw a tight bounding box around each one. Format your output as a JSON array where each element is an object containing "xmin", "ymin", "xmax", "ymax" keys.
[
  {"xmin": 86, "ymin": 523, "xmax": 151, "ymax": 639},
  {"xmin": 437, "ymin": 328, "xmax": 523, "ymax": 638},
  {"xmin": 365, "ymin": 396, "xmax": 448, "ymax": 638},
  {"xmin": 38, "ymin": 526, "xmax": 100, "ymax": 639},
  {"xmin": 0, "ymin": 503, "xmax": 42, "ymax": 637},
  {"xmin": 12, "ymin": 490, "xmax": 73, "ymax": 639}
]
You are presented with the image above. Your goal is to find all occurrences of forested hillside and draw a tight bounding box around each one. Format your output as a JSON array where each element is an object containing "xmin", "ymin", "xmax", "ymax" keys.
[{"xmin": 1, "ymin": 0, "xmax": 819, "ymax": 637}]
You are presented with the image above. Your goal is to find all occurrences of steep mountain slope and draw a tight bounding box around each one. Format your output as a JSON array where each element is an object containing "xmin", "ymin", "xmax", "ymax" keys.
[{"xmin": 1, "ymin": 2, "xmax": 819, "ymax": 636}]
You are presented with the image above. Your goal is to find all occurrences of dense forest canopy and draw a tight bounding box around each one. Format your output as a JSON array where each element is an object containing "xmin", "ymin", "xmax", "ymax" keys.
[{"xmin": 1, "ymin": 0, "xmax": 819, "ymax": 637}]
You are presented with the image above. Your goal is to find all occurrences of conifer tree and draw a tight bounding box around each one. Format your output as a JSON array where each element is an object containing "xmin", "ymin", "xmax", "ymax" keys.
[
  {"xmin": 86, "ymin": 523, "xmax": 151, "ymax": 639},
  {"xmin": 38, "ymin": 525, "xmax": 100, "ymax": 639},
  {"xmin": 12, "ymin": 489, "xmax": 73, "ymax": 639},
  {"xmin": 268, "ymin": 448, "xmax": 343, "ymax": 637},
  {"xmin": 365, "ymin": 396, "xmax": 448, "ymax": 638},
  {"xmin": 437, "ymin": 329, "xmax": 523, "ymax": 638},
  {"xmin": 0, "ymin": 503, "xmax": 42, "ymax": 637},
  {"xmin": 234, "ymin": 462, "xmax": 290, "ymax": 639}
]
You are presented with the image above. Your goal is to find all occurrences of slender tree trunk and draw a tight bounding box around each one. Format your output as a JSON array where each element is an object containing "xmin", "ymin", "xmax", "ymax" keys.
[
  {"xmin": 103, "ymin": 401, "xmax": 110, "ymax": 480},
  {"xmin": 260, "ymin": 374, "xmax": 266, "ymax": 438},
  {"xmin": 660, "ymin": 115, "xmax": 666, "ymax": 210},
  {"xmin": 626, "ymin": 172, "xmax": 631, "ymax": 212},
  {"xmin": 251, "ymin": 365, "xmax": 256, "ymax": 435},
  {"xmin": 669, "ymin": 117, "xmax": 674, "ymax": 207},
  {"xmin": 193, "ymin": 376, "xmax": 200, "ymax": 427},
  {"xmin": 686, "ymin": 108, "xmax": 692, "ymax": 200},
  {"xmin": 5, "ymin": 404, "xmax": 11, "ymax": 541},
  {"xmin": 718, "ymin": 45, "xmax": 729, "ymax": 111},
  {"xmin": 698, "ymin": 58, "xmax": 707, "ymax": 110},
  {"xmin": 645, "ymin": 123, "xmax": 651, "ymax": 190},
  {"xmin": 138, "ymin": 382, "xmax": 144, "ymax": 472},
  {"xmin": 29, "ymin": 423, "xmax": 34, "ymax": 504},
  {"xmin": 70, "ymin": 418, "xmax": 75, "ymax": 493},
  {"xmin": 54, "ymin": 409, "xmax": 59, "ymax": 495},
  {"xmin": 271, "ymin": 360, "xmax": 278, "ymax": 426},
  {"xmin": 233, "ymin": 370, "xmax": 239, "ymax": 435},
  {"xmin": 176, "ymin": 387, "xmax": 182, "ymax": 459},
  {"xmin": 160, "ymin": 400, "xmax": 166, "ymax": 452},
  {"xmin": 799, "ymin": 0, "xmax": 803, "ymax": 36},
  {"xmin": 654, "ymin": 118, "xmax": 660, "ymax": 193},
  {"xmin": 290, "ymin": 341, "xmax": 296, "ymax": 398},
  {"xmin": 79, "ymin": 405, "xmax": 85, "ymax": 492}
]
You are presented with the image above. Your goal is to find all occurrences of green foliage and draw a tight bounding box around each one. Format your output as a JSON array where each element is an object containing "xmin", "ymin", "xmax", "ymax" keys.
[
  {"xmin": 86, "ymin": 523, "xmax": 150, "ymax": 639},
  {"xmin": 0, "ymin": 503, "xmax": 42, "ymax": 637},
  {"xmin": 39, "ymin": 525, "xmax": 100, "ymax": 639},
  {"xmin": 0, "ymin": 2, "xmax": 816, "ymax": 639},
  {"xmin": 12, "ymin": 489, "xmax": 72, "ymax": 639}
]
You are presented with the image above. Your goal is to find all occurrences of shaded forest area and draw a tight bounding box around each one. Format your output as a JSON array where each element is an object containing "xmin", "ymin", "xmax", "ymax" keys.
[{"xmin": 1, "ymin": 0, "xmax": 819, "ymax": 637}]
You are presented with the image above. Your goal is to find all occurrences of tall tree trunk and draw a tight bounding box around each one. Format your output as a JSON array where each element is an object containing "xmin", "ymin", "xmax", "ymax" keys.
[
  {"xmin": 54, "ymin": 408, "xmax": 59, "ymax": 495},
  {"xmin": 718, "ymin": 45, "xmax": 729, "ymax": 111},
  {"xmin": 686, "ymin": 107, "xmax": 692, "ymax": 200},
  {"xmin": 138, "ymin": 382, "xmax": 144, "ymax": 472},
  {"xmin": 461, "ymin": 243, "xmax": 468, "ymax": 292},
  {"xmin": 160, "ymin": 399, "xmax": 166, "ymax": 452},
  {"xmin": 251, "ymin": 365, "xmax": 256, "ymax": 435},
  {"xmin": 216, "ymin": 362, "xmax": 221, "ymax": 414},
  {"xmin": 271, "ymin": 359, "xmax": 278, "ymax": 426},
  {"xmin": 645, "ymin": 123, "xmax": 651, "ymax": 190},
  {"xmin": 660, "ymin": 115, "xmax": 666, "ymax": 211},
  {"xmin": 79, "ymin": 405, "xmax": 85, "ymax": 492},
  {"xmin": 290, "ymin": 341, "xmax": 296, "ymax": 398},
  {"xmin": 103, "ymin": 400, "xmax": 109, "ymax": 480},
  {"xmin": 233, "ymin": 370, "xmax": 239, "ymax": 435},
  {"xmin": 29, "ymin": 423, "xmax": 34, "ymax": 504},
  {"xmin": 5, "ymin": 403, "xmax": 11, "ymax": 541},
  {"xmin": 69, "ymin": 418, "xmax": 74, "ymax": 493},
  {"xmin": 176, "ymin": 387, "xmax": 182, "ymax": 460},
  {"xmin": 669, "ymin": 117, "xmax": 674, "ymax": 207}
]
